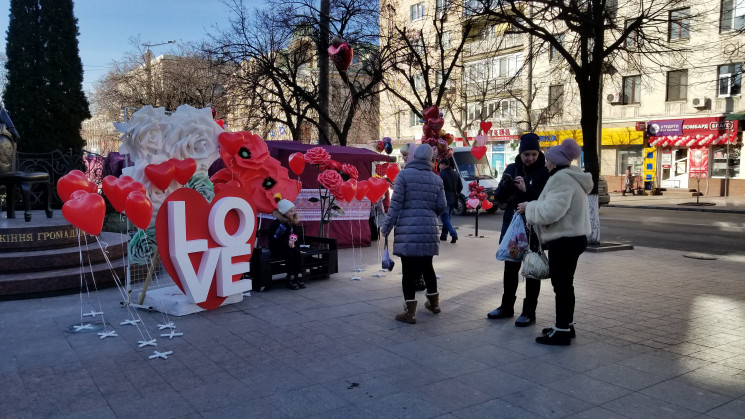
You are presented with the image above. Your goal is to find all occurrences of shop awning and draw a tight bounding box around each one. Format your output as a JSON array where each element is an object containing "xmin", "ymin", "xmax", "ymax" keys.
[
  {"xmin": 725, "ymin": 113, "xmax": 745, "ymax": 120},
  {"xmin": 535, "ymin": 127, "xmax": 643, "ymax": 147}
]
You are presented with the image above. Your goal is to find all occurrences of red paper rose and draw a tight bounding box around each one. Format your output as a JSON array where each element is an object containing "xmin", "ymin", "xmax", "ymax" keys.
[
  {"xmin": 318, "ymin": 169, "xmax": 343, "ymax": 197},
  {"xmin": 305, "ymin": 147, "xmax": 331, "ymax": 165},
  {"xmin": 219, "ymin": 131, "xmax": 270, "ymax": 172},
  {"xmin": 341, "ymin": 163, "xmax": 358, "ymax": 180},
  {"xmin": 321, "ymin": 159, "xmax": 342, "ymax": 172}
]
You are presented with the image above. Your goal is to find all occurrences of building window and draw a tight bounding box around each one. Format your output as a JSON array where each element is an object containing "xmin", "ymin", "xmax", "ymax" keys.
[
  {"xmin": 441, "ymin": 31, "xmax": 451, "ymax": 49},
  {"xmin": 718, "ymin": 63, "xmax": 742, "ymax": 97},
  {"xmin": 548, "ymin": 84, "xmax": 564, "ymax": 117},
  {"xmin": 623, "ymin": 75, "xmax": 641, "ymax": 104},
  {"xmin": 410, "ymin": 110, "xmax": 422, "ymax": 126},
  {"xmin": 666, "ymin": 70, "xmax": 688, "ymax": 101},
  {"xmin": 410, "ymin": 2, "xmax": 425, "ymax": 21},
  {"xmin": 669, "ymin": 8, "xmax": 690, "ymax": 41},
  {"xmin": 720, "ymin": 0, "xmax": 745, "ymax": 32},
  {"xmin": 412, "ymin": 74, "xmax": 425, "ymax": 91},
  {"xmin": 711, "ymin": 145, "xmax": 741, "ymax": 178},
  {"xmin": 499, "ymin": 99, "xmax": 517, "ymax": 119},
  {"xmin": 436, "ymin": 0, "xmax": 451, "ymax": 17},
  {"xmin": 625, "ymin": 19, "xmax": 640, "ymax": 47},
  {"xmin": 549, "ymin": 34, "xmax": 564, "ymax": 61},
  {"xmin": 435, "ymin": 70, "xmax": 450, "ymax": 89}
]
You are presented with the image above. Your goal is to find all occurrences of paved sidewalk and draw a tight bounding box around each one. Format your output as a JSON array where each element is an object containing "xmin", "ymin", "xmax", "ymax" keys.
[{"xmin": 2, "ymin": 221, "xmax": 745, "ymax": 418}]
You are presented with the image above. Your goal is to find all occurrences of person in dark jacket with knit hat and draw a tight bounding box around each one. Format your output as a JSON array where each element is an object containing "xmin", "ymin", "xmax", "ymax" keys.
[
  {"xmin": 381, "ymin": 143, "xmax": 447, "ymax": 324},
  {"xmin": 487, "ymin": 133, "xmax": 549, "ymax": 326},
  {"xmin": 269, "ymin": 199, "xmax": 306, "ymax": 290},
  {"xmin": 518, "ymin": 138, "xmax": 592, "ymax": 345}
]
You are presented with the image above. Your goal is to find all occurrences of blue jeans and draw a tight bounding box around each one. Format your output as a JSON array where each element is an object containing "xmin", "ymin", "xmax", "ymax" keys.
[{"xmin": 440, "ymin": 204, "xmax": 457, "ymax": 239}]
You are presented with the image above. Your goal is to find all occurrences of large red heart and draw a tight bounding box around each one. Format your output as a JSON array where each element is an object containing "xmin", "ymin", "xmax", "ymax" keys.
[
  {"xmin": 170, "ymin": 158, "xmax": 197, "ymax": 185},
  {"xmin": 340, "ymin": 180, "xmax": 357, "ymax": 203},
  {"xmin": 125, "ymin": 191, "xmax": 153, "ymax": 230},
  {"xmin": 428, "ymin": 117, "xmax": 444, "ymax": 134},
  {"xmin": 57, "ymin": 170, "xmax": 90, "ymax": 202},
  {"xmin": 156, "ymin": 187, "xmax": 256, "ymax": 310},
  {"xmin": 480, "ymin": 121, "xmax": 492, "ymax": 134},
  {"xmin": 355, "ymin": 180, "xmax": 369, "ymax": 201},
  {"xmin": 62, "ymin": 192, "xmax": 105, "ymax": 236},
  {"xmin": 481, "ymin": 200, "xmax": 493, "ymax": 210},
  {"xmin": 218, "ymin": 132, "xmax": 243, "ymax": 155},
  {"xmin": 471, "ymin": 145, "xmax": 487, "ymax": 160},
  {"xmin": 328, "ymin": 43, "xmax": 353, "ymax": 72},
  {"xmin": 385, "ymin": 163, "xmax": 400, "ymax": 183},
  {"xmin": 288, "ymin": 152, "xmax": 306, "ymax": 176},
  {"xmin": 366, "ymin": 177, "xmax": 389, "ymax": 203},
  {"xmin": 145, "ymin": 161, "xmax": 176, "ymax": 191}
]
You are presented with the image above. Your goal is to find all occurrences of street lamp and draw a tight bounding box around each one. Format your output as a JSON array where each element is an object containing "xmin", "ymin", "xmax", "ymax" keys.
[{"xmin": 142, "ymin": 41, "xmax": 176, "ymax": 105}]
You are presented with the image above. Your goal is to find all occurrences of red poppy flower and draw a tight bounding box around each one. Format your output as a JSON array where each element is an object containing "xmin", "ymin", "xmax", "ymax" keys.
[
  {"xmin": 305, "ymin": 147, "xmax": 331, "ymax": 165},
  {"xmin": 219, "ymin": 131, "xmax": 270, "ymax": 172},
  {"xmin": 240, "ymin": 158, "xmax": 301, "ymax": 214}
]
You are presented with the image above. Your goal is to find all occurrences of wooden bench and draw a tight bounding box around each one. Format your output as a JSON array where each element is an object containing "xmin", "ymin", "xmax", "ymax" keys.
[{"xmin": 246, "ymin": 235, "xmax": 338, "ymax": 291}]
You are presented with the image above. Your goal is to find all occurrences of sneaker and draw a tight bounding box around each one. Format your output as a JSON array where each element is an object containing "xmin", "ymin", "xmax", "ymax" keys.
[
  {"xmin": 541, "ymin": 324, "xmax": 576, "ymax": 338},
  {"xmin": 440, "ymin": 235, "xmax": 448, "ymax": 241},
  {"xmin": 536, "ymin": 327, "xmax": 572, "ymax": 345},
  {"xmin": 487, "ymin": 307, "xmax": 513, "ymax": 319},
  {"xmin": 515, "ymin": 314, "xmax": 536, "ymax": 327},
  {"xmin": 451, "ymin": 237, "xmax": 458, "ymax": 244}
]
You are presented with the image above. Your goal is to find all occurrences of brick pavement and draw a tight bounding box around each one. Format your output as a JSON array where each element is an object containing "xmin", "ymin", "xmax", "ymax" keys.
[{"xmin": 1, "ymin": 214, "xmax": 745, "ymax": 418}]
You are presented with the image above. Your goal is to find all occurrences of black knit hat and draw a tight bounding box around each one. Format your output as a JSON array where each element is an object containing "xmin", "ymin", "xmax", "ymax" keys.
[{"xmin": 519, "ymin": 133, "xmax": 541, "ymax": 154}]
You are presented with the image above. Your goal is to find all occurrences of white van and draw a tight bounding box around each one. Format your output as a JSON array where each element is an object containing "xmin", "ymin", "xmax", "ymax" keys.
[{"xmin": 450, "ymin": 147, "xmax": 500, "ymax": 215}]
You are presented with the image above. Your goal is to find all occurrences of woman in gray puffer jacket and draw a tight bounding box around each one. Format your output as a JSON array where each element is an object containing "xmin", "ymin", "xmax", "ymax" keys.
[{"xmin": 381, "ymin": 143, "xmax": 447, "ymax": 324}]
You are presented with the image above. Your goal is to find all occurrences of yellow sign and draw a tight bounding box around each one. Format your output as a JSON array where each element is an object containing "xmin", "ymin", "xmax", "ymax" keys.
[
  {"xmin": 643, "ymin": 147, "xmax": 656, "ymax": 183},
  {"xmin": 536, "ymin": 127, "xmax": 644, "ymax": 147}
]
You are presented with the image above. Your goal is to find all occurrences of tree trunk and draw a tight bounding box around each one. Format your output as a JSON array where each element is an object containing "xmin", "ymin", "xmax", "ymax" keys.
[{"xmin": 577, "ymin": 74, "xmax": 601, "ymax": 245}]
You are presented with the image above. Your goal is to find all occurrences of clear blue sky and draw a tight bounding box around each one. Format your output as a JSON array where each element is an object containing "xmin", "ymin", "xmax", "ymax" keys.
[{"xmin": 1, "ymin": 0, "xmax": 266, "ymax": 93}]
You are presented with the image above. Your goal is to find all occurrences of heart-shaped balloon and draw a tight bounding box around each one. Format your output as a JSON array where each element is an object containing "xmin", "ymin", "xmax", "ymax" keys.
[
  {"xmin": 355, "ymin": 180, "xmax": 370, "ymax": 201},
  {"xmin": 57, "ymin": 170, "xmax": 91, "ymax": 202},
  {"xmin": 428, "ymin": 117, "xmax": 444, "ymax": 134},
  {"xmin": 480, "ymin": 121, "xmax": 492, "ymax": 134},
  {"xmin": 62, "ymin": 192, "xmax": 106, "ymax": 236},
  {"xmin": 385, "ymin": 163, "xmax": 400, "ymax": 182},
  {"xmin": 122, "ymin": 181, "xmax": 146, "ymax": 203},
  {"xmin": 340, "ymin": 180, "xmax": 357, "ymax": 203},
  {"xmin": 475, "ymin": 134, "xmax": 488, "ymax": 147},
  {"xmin": 103, "ymin": 177, "xmax": 130, "ymax": 213},
  {"xmin": 471, "ymin": 145, "xmax": 487, "ymax": 160},
  {"xmin": 145, "ymin": 161, "xmax": 176, "ymax": 191},
  {"xmin": 218, "ymin": 132, "xmax": 244, "ymax": 155},
  {"xmin": 288, "ymin": 152, "xmax": 306, "ymax": 176},
  {"xmin": 366, "ymin": 177, "xmax": 389, "ymax": 203},
  {"xmin": 170, "ymin": 158, "xmax": 197, "ymax": 185},
  {"xmin": 466, "ymin": 198, "xmax": 480, "ymax": 209},
  {"xmin": 423, "ymin": 106, "xmax": 440, "ymax": 121},
  {"xmin": 328, "ymin": 42, "xmax": 354, "ymax": 72},
  {"xmin": 125, "ymin": 191, "xmax": 153, "ymax": 230},
  {"xmin": 156, "ymin": 187, "xmax": 256, "ymax": 310},
  {"xmin": 481, "ymin": 200, "xmax": 493, "ymax": 210}
]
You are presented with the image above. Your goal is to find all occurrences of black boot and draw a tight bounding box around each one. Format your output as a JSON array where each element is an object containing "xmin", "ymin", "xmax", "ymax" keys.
[
  {"xmin": 487, "ymin": 295, "xmax": 516, "ymax": 319},
  {"xmin": 536, "ymin": 326, "xmax": 572, "ymax": 345},
  {"xmin": 542, "ymin": 324, "xmax": 576, "ymax": 338},
  {"xmin": 286, "ymin": 275, "xmax": 300, "ymax": 290},
  {"xmin": 296, "ymin": 275, "xmax": 306, "ymax": 289},
  {"xmin": 515, "ymin": 298, "xmax": 537, "ymax": 327}
]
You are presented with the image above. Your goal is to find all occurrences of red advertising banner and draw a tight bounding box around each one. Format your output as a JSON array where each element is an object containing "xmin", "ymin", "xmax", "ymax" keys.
[{"xmin": 689, "ymin": 148, "xmax": 709, "ymax": 178}]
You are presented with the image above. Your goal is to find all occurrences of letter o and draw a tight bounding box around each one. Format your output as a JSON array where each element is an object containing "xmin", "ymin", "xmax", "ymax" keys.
[{"xmin": 208, "ymin": 197, "xmax": 255, "ymax": 246}]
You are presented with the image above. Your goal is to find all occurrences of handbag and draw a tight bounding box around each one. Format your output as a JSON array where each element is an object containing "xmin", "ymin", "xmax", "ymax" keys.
[
  {"xmin": 496, "ymin": 213, "xmax": 529, "ymax": 262},
  {"xmin": 382, "ymin": 236, "xmax": 395, "ymax": 271},
  {"xmin": 521, "ymin": 227, "xmax": 550, "ymax": 280}
]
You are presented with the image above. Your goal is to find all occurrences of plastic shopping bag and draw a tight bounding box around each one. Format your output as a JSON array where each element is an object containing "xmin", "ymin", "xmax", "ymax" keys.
[
  {"xmin": 496, "ymin": 213, "xmax": 529, "ymax": 262},
  {"xmin": 382, "ymin": 236, "xmax": 395, "ymax": 271}
]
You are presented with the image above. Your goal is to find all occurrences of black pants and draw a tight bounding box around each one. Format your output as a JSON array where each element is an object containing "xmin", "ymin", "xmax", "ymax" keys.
[
  {"xmin": 546, "ymin": 235, "xmax": 587, "ymax": 329},
  {"xmin": 502, "ymin": 260, "xmax": 541, "ymax": 313},
  {"xmin": 271, "ymin": 245, "xmax": 302, "ymax": 277},
  {"xmin": 401, "ymin": 256, "xmax": 437, "ymax": 300}
]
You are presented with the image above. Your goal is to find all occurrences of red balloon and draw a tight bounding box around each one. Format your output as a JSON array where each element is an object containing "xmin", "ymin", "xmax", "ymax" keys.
[
  {"xmin": 125, "ymin": 191, "xmax": 153, "ymax": 230},
  {"xmin": 366, "ymin": 177, "xmax": 389, "ymax": 203},
  {"xmin": 385, "ymin": 163, "xmax": 401, "ymax": 183},
  {"xmin": 471, "ymin": 145, "xmax": 487, "ymax": 160},
  {"xmin": 87, "ymin": 180, "xmax": 98, "ymax": 193},
  {"xmin": 62, "ymin": 192, "xmax": 106, "ymax": 236},
  {"xmin": 145, "ymin": 161, "xmax": 176, "ymax": 191},
  {"xmin": 288, "ymin": 152, "xmax": 306, "ymax": 176},
  {"xmin": 122, "ymin": 181, "xmax": 146, "ymax": 199},
  {"xmin": 69, "ymin": 190, "xmax": 89, "ymax": 201},
  {"xmin": 57, "ymin": 170, "xmax": 91, "ymax": 202},
  {"xmin": 340, "ymin": 180, "xmax": 357, "ymax": 203},
  {"xmin": 170, "ymin": 158, "xmax": 197, "ymax": 185},
  {"xmin": 481, "ymin": 200, "xmax": 493, "ymax": 210},
  {"xmin": 355, "ymin": 180, "xmax": 369, "ymax": 201},
  {"xmin": 479, "ymin": 121, "xmax": 492, "ymax": 134}
]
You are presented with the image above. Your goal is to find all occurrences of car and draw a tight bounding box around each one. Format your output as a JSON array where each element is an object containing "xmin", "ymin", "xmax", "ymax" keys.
[{"xmin": 598, "ymin": 175, "xmax": 610, "ymax": 206}]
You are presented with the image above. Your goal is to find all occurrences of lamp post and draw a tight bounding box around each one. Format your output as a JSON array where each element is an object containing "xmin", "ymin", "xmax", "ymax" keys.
[{"xmin": 142, "ymin": 41, "xmax": 176, "ymax": 105}]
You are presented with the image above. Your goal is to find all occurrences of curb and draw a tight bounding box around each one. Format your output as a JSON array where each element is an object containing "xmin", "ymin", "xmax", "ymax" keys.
[{"xmin": 606, "ymin": 203, "xmax": 745, "ymax": 214}]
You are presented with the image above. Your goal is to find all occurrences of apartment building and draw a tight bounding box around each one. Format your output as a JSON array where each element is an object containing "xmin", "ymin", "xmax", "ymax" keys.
[{"xmin": 380, "ymin": 0, "xmax": 744, "ymax": 195}]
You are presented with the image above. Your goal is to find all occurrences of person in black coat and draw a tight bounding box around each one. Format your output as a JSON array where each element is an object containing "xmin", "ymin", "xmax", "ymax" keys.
[
  {"xmin": 269, "ymin": 199, "xmax": 306, "ymax": 290},
  {"xmin": 438, "ymin": 158, "xmax": 462, "ymax": 243},
  {"xmin": 487, "ymin": 133, "xmax": 549, "ymax": 326}
]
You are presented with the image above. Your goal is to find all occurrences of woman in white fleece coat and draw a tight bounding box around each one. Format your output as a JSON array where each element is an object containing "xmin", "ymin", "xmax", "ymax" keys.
[{"xmin": 517, "ymin": 138, "xmax": 593, "ymax": 346}]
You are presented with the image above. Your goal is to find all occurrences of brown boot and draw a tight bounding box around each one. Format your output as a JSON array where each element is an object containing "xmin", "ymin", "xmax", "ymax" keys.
[
  {"xmin": 424, "ymin": 293, "xmax": 440, "ymax": 314},
  {"xmin": 395, "ymin": 300, "xmax": 417, "ymax": 324}
]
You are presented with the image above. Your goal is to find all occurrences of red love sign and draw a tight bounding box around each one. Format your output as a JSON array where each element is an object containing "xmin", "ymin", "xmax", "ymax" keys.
[
  {"xmin": 355, "ymin": 180, "xmax": 369, "ymax": 201},
  {"xmin": 479, "ymin": 121, "xmax": 492, "ymax": 134},
  {"xmin": 340, "ymin": 180, "xmax": 357, "ymax": 203},
  {"xmin": 385, "ymin": 163, "xmax": 400, "ymax": 183},
  {"xmin": 125, "ymin": 191, "xmax": 153, "ymax": 230},
  {"xmin": 62, "ymin": 192, "xmax": 106, "ymax": 236},
  {"xmin": 366, "ymin": 177, "xmax": 389, "ymax": 203},
  {"xmin": 156, "ymin": 187, "xmax": 256, "ymax": 310},
  {"xmin": 170, "ymin": 158, "xmax": 197, "ymax": 185},
  {"xmin": 145, "ymin": 161, "xmax": 176, "ymax": 191},
  {"xmin": 57, "ymin": 170, "xmax": 91, "ymax": 202},
  {"xmin": 481, "ymin": 200, "xmax": 493, "ymax": 210},
  {"xmin": 471, "ymin": 145, "xmax": 487, "ymax": 160},
  {"xmin": 288, "ymin": 152, "xmax": 306, "ymax": 176}
]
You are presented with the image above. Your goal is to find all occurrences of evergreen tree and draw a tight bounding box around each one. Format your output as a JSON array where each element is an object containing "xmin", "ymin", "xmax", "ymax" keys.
[{"xmin": 3, "ymin": 0, "xmax": 90, "ymax": 153}]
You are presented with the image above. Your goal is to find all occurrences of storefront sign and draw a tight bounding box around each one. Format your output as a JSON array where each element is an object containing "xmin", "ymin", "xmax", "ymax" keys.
[
  {"xmin": 661, "ymin": 149, "xmax": 672, "ymax": 169},
  {"xmin": 635, "ymin": 122, "xmax": 647, "ymax": 131},
  {"xmin": 689, "ymin": 148, "xmax": 709, "ymax": 178},
  {"xmin": 648, "ymin": 117, "xmax": 738, "ymax": 148},
  {"xmin": 647, "ymin": 120, "xmax": 683, "ymax": 136}
]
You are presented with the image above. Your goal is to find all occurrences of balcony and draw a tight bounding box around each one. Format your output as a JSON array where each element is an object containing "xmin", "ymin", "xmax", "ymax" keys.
[{"xmin": 464, "ymin": 33, "xmax": 524, "ymax": 56}]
